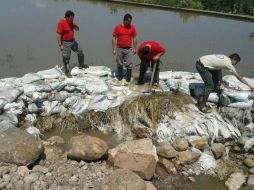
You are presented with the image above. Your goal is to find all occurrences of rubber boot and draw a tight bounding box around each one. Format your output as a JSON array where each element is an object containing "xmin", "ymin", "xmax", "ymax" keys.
[
  {"xmin": 64, "ymin": 63, "xmax": 72, "ymax": 78},
  {"xmin": 117, "ymin": 66, "xmax": 123, "ymax": 81},
  {"xmin": 78, "ymin": 52, "xmax": 88, "ymax": 69},
  {"xmin": 126, "ymin": 68, "xmax": 132, "ymax": 82}
]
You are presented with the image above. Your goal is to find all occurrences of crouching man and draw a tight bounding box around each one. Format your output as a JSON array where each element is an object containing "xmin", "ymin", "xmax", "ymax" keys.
[
  {"xmin": 196, "ymin": 53, "xmax": 254, "ymax": 113},
  {"xmin": 136, "ymin": 41, "xmax": 166, "ymax": 88}
]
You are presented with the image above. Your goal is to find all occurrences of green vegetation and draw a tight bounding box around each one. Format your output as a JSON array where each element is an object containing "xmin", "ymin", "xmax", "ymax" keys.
[{"xmin": 123, "ymin": 0, "xmax": 254, "ymax": 16}]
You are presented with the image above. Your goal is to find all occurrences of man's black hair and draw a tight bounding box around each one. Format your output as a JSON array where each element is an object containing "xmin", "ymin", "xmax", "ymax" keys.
[
  {"xmin": 65, "ymin": 10, "xmax": 75, "ymax": 18},
  {"xmin": 229, "ymin": 53, "xmax": 241, "ymax": 62},
  {"xmin": 123, "ymin": 13, "xmax": 132, "ymax": 21},
  {"xmin": 141, "ymin": 46, "xmax": 150, "ymax": 56}
]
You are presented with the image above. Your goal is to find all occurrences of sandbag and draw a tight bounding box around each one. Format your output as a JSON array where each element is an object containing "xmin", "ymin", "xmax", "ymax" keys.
[
  {"xmin": 87, "ymin": 95, "xmax": 111, "ymax": 112},
  {"xmin": 223, "ymin": 88, "xmax": 251, "ymax": 102},
  {"xmin": 198, "ymin": 153, "xmax": 216, "ymax": 172},
  {"xmin": 71, "ymin": 98, "xmax": 90, "ymax": 115},
  {"xmin": 28, "ymin": 103, "xmax": 44, "ymax": 113},
  {"xmin": 0, "ymin": 88, "xmax": 23, "ymax": 103},
  {"xmin": 71, "ymin": 66, "xmax": 111, "ymax": 77},
  {"xmin": 228, "ymin": 100, "xmax": 254, "ymax": 109},
  {"xmin": 16, "ymin": 73, "xmax": 42, "ymax": 84},
  {"xmin": 159, "ymin": 71, "xmax": 173, "ymax": 80},
  {"xmin": 208, "ymin": 93, "xmax": 219, "ymax": 103},
  {"xmin": 0, "ymin": 78, "xmax": 18, "ymax": 88},
  {"xmin": 0, "ymin": 113, "xmax": 18, "ymax": 126},
  {"xmin": 0, "ymin": 99, "xmax": 8, "ymax": 110},
  {"xmin": 37, "ymin": 66, "xmax": 63, "ymax": 79},
  {"xmin": 25, "ymin": 114, "xmax": 37, "ymax": 125},
  {"xmin": 4, "ymin": 101, "xmax": 25, "ymax": 115},
  {"xmin": 223, "ymin": 75, "xmax": 254, "ymax": 91},
  {"xmin": 0, "ymin": 121, "xmax": 15, "ymax": 133}
]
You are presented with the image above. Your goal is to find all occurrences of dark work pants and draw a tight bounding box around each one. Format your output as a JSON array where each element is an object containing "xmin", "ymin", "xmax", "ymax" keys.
[
  {"xmin": 196, "ymin": 61, "xmax": 221, "ymax": 109},
  {"xmin": 138, "ymin": 58, "xmax": 160, "ymax": 84}
]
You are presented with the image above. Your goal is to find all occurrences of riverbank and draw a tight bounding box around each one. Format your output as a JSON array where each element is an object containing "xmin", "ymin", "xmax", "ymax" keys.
[{"xmin": 109, "ymin": 0, "xmax": 254, "ymax": 22}]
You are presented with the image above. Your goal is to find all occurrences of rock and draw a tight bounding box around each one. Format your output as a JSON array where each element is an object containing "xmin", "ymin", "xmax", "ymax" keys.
[
  {"xmin": 247, "ymin": 175, "xmax": 254, "ymax": 186},
  {"xmin": 145, "ymin": 181, "xmax": 157, "ymax": 190},
  {"xmin": 100, "ymin": 169, "xmax": 146, "ymax": 190},
  {"xmin": 0, "ymin": 128, "xmax": 44, "ymax": 165},
  {"xmin": 32, "ymin": 165, "xmax": 48, "ymax": 174},
  {"xmin": 243, "ymin": 157, "xmax": 254, "ymax": 168},
  {"xmin": 18, "ymin": 166, "xmax": 30, "ymax": 177},
  {"xmin": 225, "ymin": 172, "xmax": 247, "ymax": 190},
  {"xmin": 211, "ymin": 143, "xmax": 225, "ymax": 159},
  {"xmin": 172, "ymin": 138, "xmax": 189, "ymax": 151},
  {"xmin": 0, "ymin": 166, "xmax": 10, "ymax": 177},
  {"xmin": 156, "ymin": 143, "xmax": 177, "ymax": 159},
  {"xmin": 47, "ymin": 136, "xmax": 65, "ymax": 145},
  {"xmin": 44, "ymin": 145, "xmax": 63, "ymax": 161},
  {"xmin": 108, "ymin": 138, "xmax": 158, "ymax": 180},
  {"xmin": 249, "ymin": 167, "xmax": 254, "ymax": 174},
  {"xmin": 189, "ymin": 138, "xmax": 208, "ymax": 151},
  {"xmin": 177, "ymin": 150, "xmax": 201, "ymax": 165},
  {"xmin": 68, "ymin": 135, "xmax": 108, "ymax": 161},
  {"xmin": 158, "ymin": 157, "xmax": 177, "ymax": 174}
]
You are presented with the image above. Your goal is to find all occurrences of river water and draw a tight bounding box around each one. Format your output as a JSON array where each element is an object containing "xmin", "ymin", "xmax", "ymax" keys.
[{"xmin": 0, "ymin": 0, "xmax": 254, "ymax": 78}]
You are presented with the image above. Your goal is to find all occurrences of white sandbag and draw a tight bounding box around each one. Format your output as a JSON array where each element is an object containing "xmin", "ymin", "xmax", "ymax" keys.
[
  {"xmin": 0, "ymin": 113, "xmax": 18, "ymax": 126},
  {"xmin": 228, "ymin": 100, "xmax": 254, "ymax": 109},
  {"xmin": 159, "ymin": 80, "xmax": 171, "ymax": 92},
  {"xmin": 0, "ymin": 88, "xmax": 23, "ymax": 103},
  {"xmin": 26, "ymin": 92, "xmax": 49, "ymax": 103},
  {"xmin": 108, "ymin": 95, "xmax": 125, "ymax": 108},
  {"xmin": 88, "ymin": 95, "xmax": 111, "ymax": 112},
  {"xmin": 72, "ymin": 98, "xmax": 90, "ymax": 115},
  {"xmin": 208, "ymin": 93, "xmax": 219, "ymax": 103},
  {"xmin": 159, "ymin": 71, "xmax": 173, "ymax": 80},
  {"xmin": 28, "ymin": 103, "xmax": 44, "ymax": 113},
  {"xmin": 4, "ymin": 101, "xmax": 25, "ymax": 115},
  {"xmin": 172, "ymin": 71, "xmax": 196, "ymax": 80},
  {"xmin": 48, "ymin": 91, "xmax": 71, "ymax": 102},
  {"xmin": 17, "ymin": 73, "xmax": 42, "ymax": 84},
  {"xmin": 37, "ymin": 66, "xmax": 63, "ymax": 79},
  {"xmin": 198, "ymin": 153, "xmax": 216, "ymax": 172},
  {"xmin": 26, "ymin": 126, "xmax": 43, "ymax": 139},
  {"xmin": 25, "ymin": 114, "xmax": 37, "ymax": 125},
  {"xmin": 82, "ymin": 79, "xmax": 110, "ymax": 94},
  {"xmin": 223, "ymin": 75, "xmax": 254, "ymax": 91},
  {"xmin": 0, "ymin": 121, "xmax": 15, "ymax": 133},
  {"xmin": 0, "ymin": 77, "xmax": 18, "ymax": 88},
  {"xmin": 223, "ymin": 88, "xmax": 251, "ymax": 102},
  {"xmin": 71, "ymin": 66, "xmax": 111, "ymax": 77},
  {"xmin": 41, "ymin": 101, "xmax": 58, "ymax": 116},
  {"xmin": 0, "ymin": 99, "xmax": 8, "ymax": 110},
  {"xmin": 106, "ymin": 91, "xmax": 123, "ymax": 100},
  {"xmin": 64, "ymin": 96, "xmax": 81, "ymax": 108},
  {"xmin": 64, "ymin": 85, "xmax": 76, "ymax": 92},
  {"xmin": 50, "ymin": 81, "xmax": 66, "ymax": 91}
]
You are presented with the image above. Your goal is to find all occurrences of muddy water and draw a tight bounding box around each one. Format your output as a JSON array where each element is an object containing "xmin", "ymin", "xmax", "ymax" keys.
[{"xmin": 0, "ymin": 0, "xmax": 254, "ymax": 78}]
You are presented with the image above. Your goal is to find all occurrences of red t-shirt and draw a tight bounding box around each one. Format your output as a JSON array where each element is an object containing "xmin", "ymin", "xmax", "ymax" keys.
[
  {"xmin": 56, "ymin": 18, "xmax": 77, "ymax": 41},
  {"xmin": 112, "ymin": 24, "xmax": 137, "ymax": 48},
  {"xmin": 138, "ymin": 41, "xmax": 165, "ymax": 59}
]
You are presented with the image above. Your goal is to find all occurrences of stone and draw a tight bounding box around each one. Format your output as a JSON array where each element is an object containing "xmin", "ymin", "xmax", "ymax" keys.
[
  {"xmin": 0, "ymin": 166, "xmax": 10, "ymax": 177},
  {"xmin": 156, "ymin": 143, "xmax": 177, "ymax": 159},
  {"xmin": 189, "ymin": 138, "xmax": 208, "ymax": 151},
  {"xmin": 172, "ymin": 138, "xmax": 189, "ymax": 151},
  {"xmin": 249, "ymin": 167, "xmax": 254, "ymax": 174},
  {"xmin": 247, "ymin": 175, "xmax": 254, "ymax": 186},
  {"xmin": 18, "ymin": 166, "xmax": 30, "ymax": 177},
  {"xmin": 177, "ymin": 150, "xmax": 201, "ymax": 165},
  {"xmin": 0, "ymin": 128, "xmax": 44, "ymax": 165},
  {"xmin": 211, "ymin": 143, "xmax": 225, "ymax": 159},
  {"xmin": 47, "ymin": 136, "xmax": 65, "ymax": 145},
  {"xmin": 44, "ymin": 145, "xmax": 63, "ymax": 161},
  {"xmin": 225, "ymin": 172, "xmax": 247, "ymax": 190},
  {"xmin": 145, "ymin": 181, "xmax": 157, "ymax": 190},
  {"xmin": 243, "ymin": 157, "xmax": 254, "ymax": 168},
  {"xmin": 100, "ymin": 169, "xmax": 146, "ymax": 190},
  {"xmin": 108, "ymin": 138, "xmax": 158, "ymax": 180},
  {"xmin": 32, "ymin": 165, "xmax": 48, "ymax": 174},
  {"xmin": 68, "ymin": 135, "xmax": 108, "ymax": 161},
  {"xmin": 158, "ymin": 157, "xmax": 177, "ymax": 174}
]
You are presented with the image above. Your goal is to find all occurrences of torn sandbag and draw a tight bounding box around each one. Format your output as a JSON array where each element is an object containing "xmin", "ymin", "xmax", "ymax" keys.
[
  {"xmin": 0, "ymin": 88, "xmax": 23, "ymax": 103},
  {"xmin": 223, "ymin": 75, "xmax": 254, "ymax": 91},
  {"xmin": 37, "ymin": 66, "xmax": 64, "ymax": 79},
  {"xmin": 4, "ymin": 101, "xmax": 25, "ymax": 115}
]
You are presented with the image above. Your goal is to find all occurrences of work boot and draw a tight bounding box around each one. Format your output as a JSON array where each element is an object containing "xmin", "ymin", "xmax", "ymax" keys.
[
  {"xmin": 126, "ymin": 68, "xmax": 132, "ymax": 82},
  {"xmin": 64, "ymin": 63, "xmax": 72, "ymax": 78},
  {"xmin": 200, "ymin": 106, "xmax": 213, "ymax": 113},
  {"xmin": 117, "ymin": 66, "xmax": 123, "ymax": 81}
]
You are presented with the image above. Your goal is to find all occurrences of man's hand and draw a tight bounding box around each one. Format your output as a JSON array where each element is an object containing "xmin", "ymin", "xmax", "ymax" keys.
[
  {"xmin": 112, "ymin": 49, "xmax": 116, "ymax": 55},
  {"xmin": 153, "ymin": 55, "xmax": 160, "ymax": 62},
  {"xmin": 74, "ymin": 26, "xmax": 79, "ymax": 31},
  {"xmin": 132, "ymin": 48, "xmax": 137, "ymax": 55},
  {"xmin": 59, "ymin": 45, "xmax": 64, "ymax": 52}
]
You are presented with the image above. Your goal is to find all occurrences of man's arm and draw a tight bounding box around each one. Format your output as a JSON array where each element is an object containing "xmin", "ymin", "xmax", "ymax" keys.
[
  {"xmin": 56, "ymin": 33, "xmax": 64, "ymax": 51},
  {"xmin": 233, "ymin": 72, "xmax": 254, "ymax": 90},
  {"xmin": 133, "ymin": 36, "xmax": 137, "ymax": 54},
  {"xmin": 112, "ymin": 36, "xmax": 117, "ymax": 55},
  {"xmin": 73, "ymin": 23, "xmax": 79, "ymax": 31},
  {"xmin": 153, "ymin": 50, "xmax": 166, "ymax": 61}
]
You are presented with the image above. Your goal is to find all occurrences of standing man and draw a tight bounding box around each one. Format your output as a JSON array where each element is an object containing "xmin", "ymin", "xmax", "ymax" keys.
[
  {"xmin": 196, "ymin": 54, "xmax": 254, "ymax": 113},
  {"xmin": 112, "ymin": 13, "xmax": 137, "ymax": 85},
  {"xmin": 56, "ymin": 10, "xmax": 87, "ymax": 77},
  {"xmin": 136, "ymin": 41, "xmax": 166, "ymax": 87}
]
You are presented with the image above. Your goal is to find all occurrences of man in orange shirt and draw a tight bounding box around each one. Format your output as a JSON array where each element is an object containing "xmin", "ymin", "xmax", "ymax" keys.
[
  {"xmin": 56, "ymin": 10, "xmax": 87, "ymax": 77},
  {"xmin": 112, "ymin": 14, "xmax": 137, "ymax": 85}
]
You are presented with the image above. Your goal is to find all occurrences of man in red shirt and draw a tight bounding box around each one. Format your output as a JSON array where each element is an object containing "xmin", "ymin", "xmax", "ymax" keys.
[
  {"xmin": 56, "ymin": 10, "xmax": 87, "ymax": 77},
  {"xmin": 136, "ymin": 41, "xmax": 166, "ymax": 87},
  {"xmin": 112, "ymin": 13, "xmax": 137, "ymax": 85}
]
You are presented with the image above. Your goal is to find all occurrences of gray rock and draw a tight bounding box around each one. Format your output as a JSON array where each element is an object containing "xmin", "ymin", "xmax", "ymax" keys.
[
  {"xmin": 225, "ymin": 172, "xmax": 246, "ymax": 190},
  {"xmin": 247, "ymin": 175, "xmax": 254, "ymax": 186},
  {"xmin": 0, "ymin": 127, "xmax": 44, "ymax": 165},
  {"xmin": 243, "ymin": 157, "xmax": 254, "ymax": 168},
  {"xmin": 249, "ymin": 167, "xmax": 254, "ymax": 174},
  {"xmin": 100, "ymin": 169, "xmax": 146, "ymax": 190},
  {"xmin": 172, "ymin": 138, "xmax": 189, "ymax": 151}
]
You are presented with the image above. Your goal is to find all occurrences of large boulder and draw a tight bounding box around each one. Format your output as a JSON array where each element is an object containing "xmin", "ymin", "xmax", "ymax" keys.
[
  {"xmin": 100, "ymin": 169, "xmax": 146, "ymax": 190},
  {"xmin": 156, "ymin": 143, "xmax": 177, "ymax": 159},
  {"xmin": 225, "ymin": 172, "xmax": 246, "ymax": 190},
  {"xmin": 0, "ymin": 127, "xmax": 44, "ymax": 165},
  {"xmin": 67, "ymin": 135, "xmax": 108, "ymax": 161},
  {"xmin": 108, "ymin": 138, "xmax": 158, "ymax": 180}
]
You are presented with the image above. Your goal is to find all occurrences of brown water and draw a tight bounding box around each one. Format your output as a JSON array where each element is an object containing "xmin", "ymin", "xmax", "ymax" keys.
[{"xmin": 0, "ymin": 0, "xmax": 254, "ymax": 78}]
